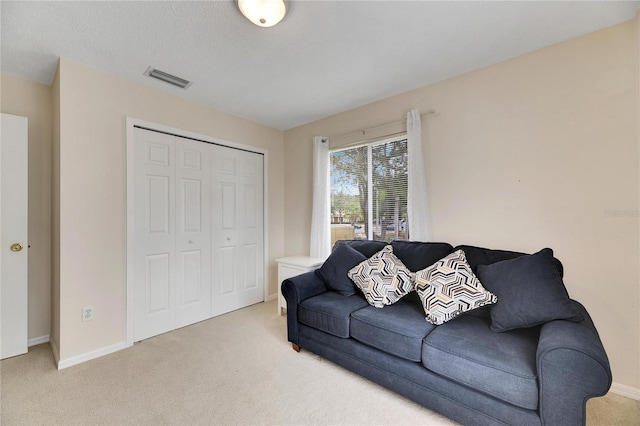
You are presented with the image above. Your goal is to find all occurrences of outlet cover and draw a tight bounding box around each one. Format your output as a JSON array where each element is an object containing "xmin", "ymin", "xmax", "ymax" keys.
[{"xmin": 82, "ymin": 307, "xmax": 94, "ymax": 321}]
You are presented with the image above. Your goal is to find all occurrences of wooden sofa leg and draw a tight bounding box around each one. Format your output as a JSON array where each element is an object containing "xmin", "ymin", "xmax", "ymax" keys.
[{"xmin": 292, "ymin": 343, "xmax": 301, "ymax": 352}]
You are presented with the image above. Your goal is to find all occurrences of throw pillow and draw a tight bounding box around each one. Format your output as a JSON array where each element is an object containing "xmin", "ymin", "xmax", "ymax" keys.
[
  {"xmin": 348, "ymin": 245, "xmax": 414, "ymax": 308},
  {"xmin": 415, "ymin": 249, "xmax": 497, "ymax": 325},
  {"xmin": 477, "ymin": 248, "xmax": 583, "ymax": 332},
  {"xmin": 316, "ymin": 242, "xmax": 367, "ymax": 296}
]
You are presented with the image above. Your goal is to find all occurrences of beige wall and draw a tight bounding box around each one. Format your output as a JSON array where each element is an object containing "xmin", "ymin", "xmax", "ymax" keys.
[
  {"xmin": 55, "ymin": 59, "xmax": 285, "ymax": 361},
  {"xmin": 284, "ymin": 21, "xmax": 640, "ymax": 390},
  {"xmin": 1, "ymin": 74, "xmax": 52, "ymax": 343}
]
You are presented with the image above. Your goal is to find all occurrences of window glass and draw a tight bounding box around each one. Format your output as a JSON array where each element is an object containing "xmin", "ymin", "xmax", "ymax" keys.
[{"xmin": 330, "ymin": 137, "xmax": 408, "ymax": 246}]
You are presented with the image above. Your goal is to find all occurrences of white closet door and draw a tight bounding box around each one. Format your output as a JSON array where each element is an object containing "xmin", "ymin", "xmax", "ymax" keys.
[
  {"xmin": 211, "ymin": 146, "xmax": 264, "ymax": 316},
  {"xmin": 133, "ymin": 128, "xmax": 176, "ymax": 341},
  {"xmin": 131, "ymin": 126, "xmax": 264, "ymax": 341},
  {"xmin": 1, "ymin": 113, "xmax": 28, "ymax": 359},
  {"xmin": 175, "ymin": 137, "xmax": 211, "ymax": 328},
  {"xmin": 237, "ymin": 150, "xmax": 264, "ymax": 308}
]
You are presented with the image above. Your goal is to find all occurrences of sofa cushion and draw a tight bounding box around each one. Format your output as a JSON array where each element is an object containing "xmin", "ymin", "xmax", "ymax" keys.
[
  {"xmin": 298, "ymin": 292, "xmax": 368, "ymax": 338},
  {"xmin": 350, "ymin": 292, "xmax": 435, "ymax": 362},
  {"xmin": 415, "ymin": 250, "xmax": 497, "ymax": 325},
  {"xmin": 455, "ymin": 244, "xmax": 564, "ymax": 278},
  {"xmin": 348, "ymin": 245, "xmax": 414, "ymax": 308},
  {"xmin": 335, "ymin": 239, "xmax": 387, "ymax": 258},
  {"xmin": 390, "ymin": 240, "xmax": 453, "ymax": 272},
  {"xmin": 316, "ymin": 242, "xmax": 367, "ymax": 296},
  {"xmin": 477, "ymin": 248, "xmax": 583, "ymax": 332},
  {"xmin": 454, "ymin": 245, "xmax": 526, "ymax": 271},
  {"xmin": 422, "ymin": 315, "xmax": 540, "ymax": 410}
]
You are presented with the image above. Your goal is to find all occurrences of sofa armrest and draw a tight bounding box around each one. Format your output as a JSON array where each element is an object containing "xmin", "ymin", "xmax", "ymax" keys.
[
  {"xmin": 536, "ymin": 301, "xmax": 611, "ymax": 426},
  {"xmin": 281, "ymin": 270, "xmax": 327, "ymax": 345}
]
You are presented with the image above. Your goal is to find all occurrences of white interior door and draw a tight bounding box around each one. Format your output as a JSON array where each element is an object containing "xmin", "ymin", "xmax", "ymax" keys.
[
  {"xmin": 175, "ymin": 137, "xmax": 211, "ymax": 328},
  {"xmin": 133, "ymin": 128, "xmax": 176, "ymax": 341},
  {"xmin": 1, "ymin": 113, "xmax": 28, "ymax": 359},
  {"xmin": 211, "ymin": 146, "xmax": 264, "ymax": 316}
]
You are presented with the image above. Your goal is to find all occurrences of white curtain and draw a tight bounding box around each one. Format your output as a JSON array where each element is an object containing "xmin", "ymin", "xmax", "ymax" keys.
[
  {"xmin": 406, "ymin": 109, "xmax": 431, "ymax": 241},
  {"xmin": 310, "ymin": 136, "xmax": 331, "ymax": 258}
]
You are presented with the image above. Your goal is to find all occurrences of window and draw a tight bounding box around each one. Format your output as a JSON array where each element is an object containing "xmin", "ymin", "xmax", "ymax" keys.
[{"xmin": 330, "ymin": 136, "xmax": 408, "ymax": 246}]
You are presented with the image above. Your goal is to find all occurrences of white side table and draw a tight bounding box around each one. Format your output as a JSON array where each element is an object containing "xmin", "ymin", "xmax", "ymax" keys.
[{"xmin": 276, "ymin": 256, "xmax": 325, "ymax": 315}]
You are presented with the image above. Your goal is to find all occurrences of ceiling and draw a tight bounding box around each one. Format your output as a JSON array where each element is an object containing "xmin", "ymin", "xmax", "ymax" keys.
[{"xmin": 2, "ymin": 1, "xmax": 639, "ymax": 130}]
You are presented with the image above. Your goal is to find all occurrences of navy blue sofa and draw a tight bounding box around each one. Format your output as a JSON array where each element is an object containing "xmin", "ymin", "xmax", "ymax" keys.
[{"xmin": 282, "ymin": 240, "xmax": 611, "ymax": 426}]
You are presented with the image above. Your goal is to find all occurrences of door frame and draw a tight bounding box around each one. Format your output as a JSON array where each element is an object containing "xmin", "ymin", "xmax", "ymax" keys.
[{"xmin": 125, "ymin": 117, "xmax": 269, "ymax": 347}]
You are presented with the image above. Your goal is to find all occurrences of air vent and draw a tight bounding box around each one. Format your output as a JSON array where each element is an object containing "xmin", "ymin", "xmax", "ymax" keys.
[{"xmin": 144, "ymin": 67, "xmax": 192, "ymax": 89}]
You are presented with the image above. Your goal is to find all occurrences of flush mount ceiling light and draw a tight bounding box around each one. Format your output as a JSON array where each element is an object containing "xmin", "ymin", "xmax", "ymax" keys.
[{"xmin": 238, "ymin": 0, "xmax": 287, "ymax": 27}]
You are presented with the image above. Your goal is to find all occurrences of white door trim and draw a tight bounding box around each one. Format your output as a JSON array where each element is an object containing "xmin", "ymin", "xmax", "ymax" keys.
[{"xmin": 125, "ymin": 117, "xmax": 269, "ymax": 347}]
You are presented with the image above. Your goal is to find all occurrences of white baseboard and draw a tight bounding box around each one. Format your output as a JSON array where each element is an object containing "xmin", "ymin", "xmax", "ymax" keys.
[
  {"xmin": 57, "ymin": 341, "xmax": 127, "ymax": 370},
  {"xmin": 266, "ymin": 293, "xmax": 277, "ymax": 302},
  {"xmin": 28, "ymin": 335, "xmax": 50, "ymax": 347},
  {"xmin": 610, "ymin": 382, "xmax": 640, "ymax": 400}
]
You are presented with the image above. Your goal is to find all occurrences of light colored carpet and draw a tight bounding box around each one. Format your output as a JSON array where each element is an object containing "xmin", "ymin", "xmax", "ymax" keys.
[{"xmin": 0, "ymin": 300, "xmax": 638, "ymax": 425}]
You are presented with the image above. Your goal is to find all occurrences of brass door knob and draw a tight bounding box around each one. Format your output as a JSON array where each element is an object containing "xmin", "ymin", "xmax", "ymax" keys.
[{"xmin": 10, "ymin": 243, "xmax": 23, "ymax": 252}]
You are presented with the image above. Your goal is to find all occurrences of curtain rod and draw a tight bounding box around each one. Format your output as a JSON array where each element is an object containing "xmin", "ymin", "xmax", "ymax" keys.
[{"xmin": 329, "ymin": 109, "xmax": 436, "ymax": 141}]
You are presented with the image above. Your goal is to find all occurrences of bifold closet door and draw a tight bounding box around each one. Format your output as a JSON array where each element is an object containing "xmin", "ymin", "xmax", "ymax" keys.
[
  {"xmin": 132, "ymin": 129, "xmax": 212, "ymax": 341},
  {"xmin": 211, "ymin": 145, "xmax": 264, "ymax": 317},
  {"xmin": 174, "ymin": 136, "xmax": 212, "ymax": 328}
]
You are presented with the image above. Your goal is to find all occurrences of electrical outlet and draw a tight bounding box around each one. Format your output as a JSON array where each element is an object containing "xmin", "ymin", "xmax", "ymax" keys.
[{"xmin": 82, "ymin": 307, "xmax": 94, "ymax": 321}]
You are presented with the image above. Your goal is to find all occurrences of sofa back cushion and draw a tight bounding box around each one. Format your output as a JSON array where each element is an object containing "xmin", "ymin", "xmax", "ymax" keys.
[
  {"xmin": 334, "ymin": 239, "xmax": 387, "ymax": 258},
  {"xmin": 454, "ymin": 244, "xmax": 564, "ymax": 278},
  {"xmin": 335, "ymin": 240, "xmax": 454, "ymax": 272},
  {"xmin": 391, "ymin": 240, "xmax": 453, "ymax": 272}
]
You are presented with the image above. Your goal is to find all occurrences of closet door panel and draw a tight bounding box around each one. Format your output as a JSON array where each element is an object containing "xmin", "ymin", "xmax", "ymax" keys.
[
  {"xmin": 218, "ymin": 246, "xmax": 236, "ymax": 295},
  {"xmin": 133, "ymin": 128, "xmax": 176, "ymax": 342},
  {"xmin": 180, "ymin": 251, "xmax": 201, "ymax": 303},
  {"xmin": 145, "ymin": 253, "xmax": 171, "ymax": 314},
  {"xmin": 242, "ymin": 244, "xmax": 258, "ymax": 290},
  {"xmin": 238, "ymin": 151, "xmax": 264, "ymax": 305},
  {"xmin": 175, "ymin": 137, "xmax": 211, "ymax": 327},
  {"xmin": 211, "ymin": 146, "xmax": 264, "ymax": 316},
  {"xmin": 211, "ymin": 145, "xmax": 241, "ymax": 315},
  {"xmin": 221, "ymin": 182, "xmax": 236, "ymax": 229}
]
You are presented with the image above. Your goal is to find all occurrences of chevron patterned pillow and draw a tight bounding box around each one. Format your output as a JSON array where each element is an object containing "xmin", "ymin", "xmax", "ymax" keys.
[
  {"xmin": 348, "ymin": 245, "xmax": 414, "ymax": 308},
  {"xmin": 415, "ymin": 249, "xmax": 497, "ymax": 325}
]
